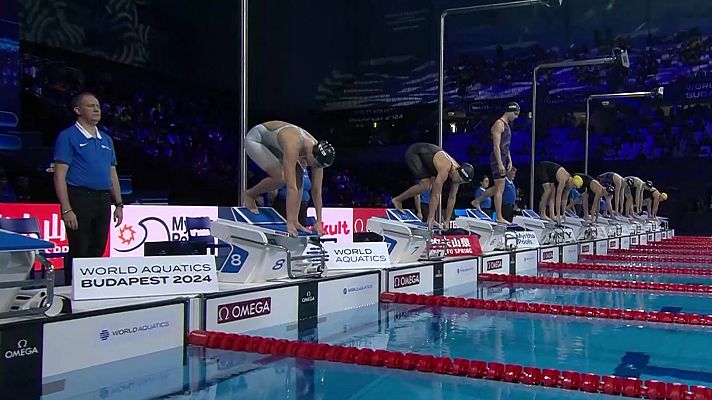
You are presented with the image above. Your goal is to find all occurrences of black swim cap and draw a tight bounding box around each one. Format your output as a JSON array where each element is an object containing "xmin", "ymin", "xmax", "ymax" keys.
[{"xmin": 313, "ymin": 140, "xmax": 335, "ymax": 168}]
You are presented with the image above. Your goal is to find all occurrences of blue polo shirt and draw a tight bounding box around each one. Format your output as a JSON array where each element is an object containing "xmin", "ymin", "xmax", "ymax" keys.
[
  {"xmin": 503, "ymin": 178, "xmax": 516, "ymax": 205},
  {"xmin": 475, "ymin": 186, "xmax": 492, "ymax": 208},
  {"xmin": 53, "ymin": 123, "xmax": 117, "ymax": 191},
  {"xmin": 277, "ymin": 170, "xmax": 311, "ymax": 202}
]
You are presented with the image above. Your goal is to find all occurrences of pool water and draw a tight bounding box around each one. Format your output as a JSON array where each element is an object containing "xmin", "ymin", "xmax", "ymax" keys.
[
  {"xmin": 169, "ymin": 347, "xmax": 623, "ymax": 400},
  {"xmin": 538, "ymin": 269, "xmax": 712, "ymax": 285},
  {"xmin": 247, "ymin": 302, "xmax": 712, "ymax": 389},
  {"xmin": 476, "ymin": 281, "xmax": 712, "ymax": 315}
]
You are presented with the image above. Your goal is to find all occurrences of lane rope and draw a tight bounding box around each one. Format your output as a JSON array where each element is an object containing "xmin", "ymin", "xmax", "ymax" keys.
[{"xmin": 188, "ymin": 330, "xmax": 712, "ymax": 399}]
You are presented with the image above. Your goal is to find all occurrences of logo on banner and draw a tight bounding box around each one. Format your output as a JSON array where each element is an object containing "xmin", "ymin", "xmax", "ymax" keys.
[
  {"xmin": 631, "ymin": 237, "xmax": 638, "ymax": 245},
  {"xmin": 343, "ymin": 283, "xmax": 374, "ymax": 295},
  {"xmin": 4, "ymin": 339, "xmax": 39, "ymax": 359},
  {"xmin": 581, "ymin": 245, "xmax": 591, "ymax": 253},
  {"xmin": 486, "ymin": 259, "xmax": 503, "ymax": 271},
  {"xmin": 609, "ymin": 240, "xmax": 617, "ymax": 247},
  {"xmin": 523, "ymin": 252, "xmax": 536, "ymax": 263},
  {"xmin": 307, "ymin": 207, "xmax": 354, "ymax": 242},
  {"xmin": 217, "ymin": 297, "xmax": 272, "ymax": 324},
  {"xmin": 352, "ymin": 208, "xmax": 386, "ymax": 233},
  {"xmin": 432, "ymin": 235, "xmax": 481, "ymax": 256},
  {"xmin": 73, "ymin": 255, "xmax": 218, "ymax": 300},
  {"xmin": 393, "ymin": 272, "xmax": 420, "ymax": 289},
  {"xmin": 516, "ymin": 232, "xmax": 538, "ymax": 246},
  {"xmin": 324, "ymin": 242, "xmax": 390, "ymax": 269},
  {"xmin": 110, "ymin": 206, "xmax": 218, "ymax": 256},
  {"xmin": 98, "ymin": 321, "xmax": 170, "ymax": 342},
  {"xmin": 542, "ymin": 250, "xmax": 554, "ymax": 260},
  {"xmin": 456, "ymin": 265, "xmax": 475, "ymax": 274},
  {"xmin": 332, "ymin": 247, "xmax": 387, "ymax": 263},
  {"xmin": 301, "ymin": 290, "xmax": 315, "ymax": 303}
]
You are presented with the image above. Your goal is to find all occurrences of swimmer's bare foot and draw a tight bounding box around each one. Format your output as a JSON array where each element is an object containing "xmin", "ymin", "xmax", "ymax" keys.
[
  {"xmin": 244, "ymin": 194, "xmax": 259, "ymax": 213},
  {"xmin": 392, "ymin": 198, "xmax": 403, "ymax": 210},
  {"xmin": 472, "ymin": 199, "xmax": 481, "ymax": 210},
  {"xmin": 496, "ymin": 218, "xmax": 509, "ymax": 224}
]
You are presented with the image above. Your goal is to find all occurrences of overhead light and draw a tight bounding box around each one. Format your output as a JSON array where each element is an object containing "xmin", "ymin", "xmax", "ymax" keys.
[
  {"xmin": 649, "ymin": 86, "xmax": 664, "ymax": 99},
  {"xmin": 612, "ymin": 48, "xmax": 630, "ymax": 69}
]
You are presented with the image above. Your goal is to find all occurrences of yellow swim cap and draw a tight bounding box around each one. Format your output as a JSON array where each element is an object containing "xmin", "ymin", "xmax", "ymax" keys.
[
  {"xmin": 572, "ymin": 175, "xmax": 583, "ymax": 189},
  {"xmin": 661, "ymin": 192, "xmax": 668, "ymax": 201}
]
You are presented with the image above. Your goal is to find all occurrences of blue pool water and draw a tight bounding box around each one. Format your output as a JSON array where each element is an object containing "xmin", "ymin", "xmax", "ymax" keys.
[
  {"xmin": 40, "ymin": 310, "xmax": 627, "ymax": 400},
  {"xmin": 173, "ymin": 347, "xmax": 622, "ymax": 400},
  {"xmin": 246, "ymin": 302, "xmax": 712, "ymax": 389},
  {"xmin": 475, "ymin": 281, "xmax": 712, "ymax": 315},
  {"xmin": 539, "ymin": 269, "xmax": 712, "ymax": 285}
]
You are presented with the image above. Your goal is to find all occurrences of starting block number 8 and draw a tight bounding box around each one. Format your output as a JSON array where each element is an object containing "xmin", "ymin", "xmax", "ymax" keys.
[
  {"xmin": 230, "ymin": 254, "xmax": 242, "ymax": 267},
  {"xmin": 272, "ymin": 259, "xmax": 285, "ymax": 270}
]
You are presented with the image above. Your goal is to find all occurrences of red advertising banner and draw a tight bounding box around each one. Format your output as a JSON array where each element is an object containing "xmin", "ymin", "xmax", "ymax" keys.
[
  {"xmin": 352, "ymin": 208, "xmax": 387, "ymax": 233},
  {"xmin": 0, "ymin": 203, "xmax": 110, "ymax": 269},
  {"xmin": 431, "ymin": 235, "xmax": 483, "ymax": 257}
]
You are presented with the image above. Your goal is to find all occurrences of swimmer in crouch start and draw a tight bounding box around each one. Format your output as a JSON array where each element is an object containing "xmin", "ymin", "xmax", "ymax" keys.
[
  {"xmin": 244, "ymin": 121, "xmax": 335, "ymax": 237},
  {"xmin": 536, "ymin": 161, "xmax": 581, "ymax": 222},
  {"xmin": 572, "ymin": 173, "xmax": 614, "ymax": 223},
  {"xmin": 392, "ymin": 142, "xmax": 474, "ymax": 230}
]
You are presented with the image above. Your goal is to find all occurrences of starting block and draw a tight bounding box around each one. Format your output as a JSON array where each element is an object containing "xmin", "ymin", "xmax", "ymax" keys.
[
  {"xmin": 454, "ymin": 209, "xmax": 518, "ymax": 253},
  {"xmin": 512, "ymin": 210, "xmax": 572, "ymax": 245},
  {"xmin": 563, "ymin": 211, "xmax": 596, "ymax": 240},
  {"xmin": 209, "ymin": 207, "xmax": 327, "ymax": 282},
  {"xmin": 0, "ymin": 230, "xmax": 57, "ymax": 320},
  {"xmin": 593, "ymin": 214, "xmax": 621, "ymax": 238},
  {"xmin": 609, "ymin": 213, "xmax": 635, "ymax": 237},
  {"xmin": 617, "ymin": 214, "xmax": 645, "ymax": 234},
  {"xmin": 366, "ymin": 209, "xmax": 436, "ymax": 264}
]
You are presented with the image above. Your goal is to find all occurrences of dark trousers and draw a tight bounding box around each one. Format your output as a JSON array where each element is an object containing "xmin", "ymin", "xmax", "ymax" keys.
[
  {"xmin": 66, "ymin": 186, "xmax": 111, "ymax": 285},
  {"xmin": 274, "ymin": 197, "xmax": 308, "ymax": 226}
]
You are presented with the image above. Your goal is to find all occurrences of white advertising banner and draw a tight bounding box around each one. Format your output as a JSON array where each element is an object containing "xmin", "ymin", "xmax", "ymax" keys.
[
  {"xmin": 110, "ymin": 205, "xmax": 218, "ymax": 257},
  {"xmin": 515, "ymin": 250, "xmax": 538, "ymax": 275},
  {"xmin": 206, "ymin": 286, "xmax": 299, "ymax": 333},
  {"xmin": 595, "ymin": 240, "xmax": 608, "ymax": 255},
  {"xmin": 42, "ymin": 303, "xmax": 185, "ymax": 377},
  {"xmin": 73, "ymin": 255, "xmax": 218, "ymax": 300},
  {"xmin": 443, "ymin": 259, "xmax": 477, "ymax": 290},
  {"xmin": 388, "ymin": 266, "xmax": 434, "ymax": 293},
  {"xmin": 562, "ymin": 244, "xmax": 578, "ymax": 263},
  {"xmin": 322, "ymin": 242, "xmax": 391, "ymax": 269},
  {"xmin": 482, "ymin": 254, "xmax": 510, "ymax": 275},
  {"xmin": 539, "ymin": 247, "xmax": 560, "ymax": 263},
  {"xmin": 317, "ymin": 273, "xmax": 380, "ymax": 316}
]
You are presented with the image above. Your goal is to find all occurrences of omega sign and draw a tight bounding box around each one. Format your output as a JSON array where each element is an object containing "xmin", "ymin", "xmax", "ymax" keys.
[
  {"xmin": 4, "ymin": 339, "xmax": 39, "ymax": 359},
  {"xmin": 486, "ymin": 259, "xmax": 503, "ymax": 271},
  {"xmin": 217, "ymin": 297, "xmax": 272, "ymax": 324},
  {"xmin": 393, "ymin": 272, "xmax": 420, "ymax": 289}
]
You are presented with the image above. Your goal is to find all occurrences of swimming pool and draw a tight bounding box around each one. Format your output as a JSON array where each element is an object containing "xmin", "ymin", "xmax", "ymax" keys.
[
  {"xmin": 243, "ymin": 302, "xmax": 712, "ymax": 389},
  {"xmin": 538, "ymin": 269, "xmax": 712, "ymax": 285},
  {"xmin": 475, "ymin": 281, "xmax": 712, "ymax": 315},
  {"xmin": 171, "ymin": 347, "xmax": 623, "ymax": 400}
]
